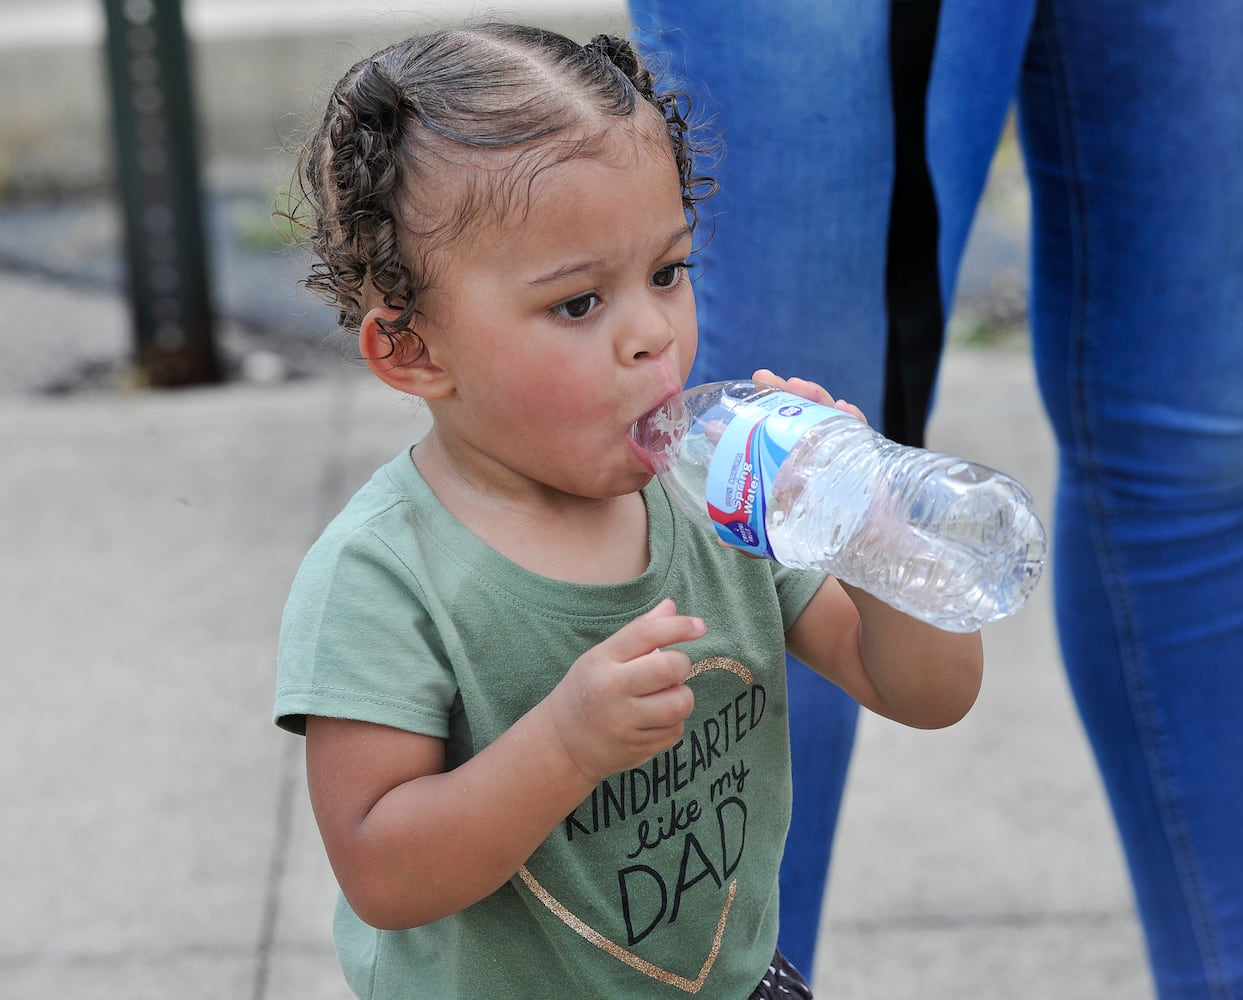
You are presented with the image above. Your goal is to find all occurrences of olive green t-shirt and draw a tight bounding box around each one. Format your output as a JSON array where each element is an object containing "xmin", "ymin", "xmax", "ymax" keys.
[{"xmin": 275, "ymin": 450, "xmax": 827, "ymax": 999}]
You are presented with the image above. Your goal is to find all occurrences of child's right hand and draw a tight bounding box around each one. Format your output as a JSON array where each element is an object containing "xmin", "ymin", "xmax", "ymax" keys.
[{"xmin": 545, "ymin": 599, "xmax": 705, "ymax": 784}]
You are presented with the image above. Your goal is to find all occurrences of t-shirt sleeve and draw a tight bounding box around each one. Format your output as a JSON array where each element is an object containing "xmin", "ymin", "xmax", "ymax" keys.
[
  {"xmin": 274, "ymin": 521, "xmax": 458, "ymax": 738},
  {"xmin": 770, "ymin": 562, "xmax": 829, "ymax": 631}
]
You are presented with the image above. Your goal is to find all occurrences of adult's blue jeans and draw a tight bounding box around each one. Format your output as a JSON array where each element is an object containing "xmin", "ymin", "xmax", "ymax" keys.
[{"xmin": 630, "ymin": 2, "xmax": 1243, "ymax": 996}]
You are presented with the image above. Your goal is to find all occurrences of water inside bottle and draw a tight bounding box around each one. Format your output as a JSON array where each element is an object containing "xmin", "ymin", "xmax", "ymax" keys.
[{"xmin": 768, "ymin": 428, "xmax": 1046, "ymax": 631}]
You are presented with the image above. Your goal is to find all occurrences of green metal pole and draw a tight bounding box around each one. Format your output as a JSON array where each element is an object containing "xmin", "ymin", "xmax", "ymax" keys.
[{"xmin": 101, "ymin": 0, "xmax": 221, "ymax": 387}]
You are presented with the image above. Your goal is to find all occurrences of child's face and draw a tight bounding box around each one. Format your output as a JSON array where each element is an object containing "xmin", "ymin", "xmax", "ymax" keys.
[{"xmin": 415, "ymin": 127, "xmax": 698, "ymax": 501}]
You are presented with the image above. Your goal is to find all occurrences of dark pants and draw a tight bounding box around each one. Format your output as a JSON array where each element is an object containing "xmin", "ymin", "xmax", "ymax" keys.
[{"xmin": 749, "ymin": 950, "xmax": 814, "ymax": 1000}]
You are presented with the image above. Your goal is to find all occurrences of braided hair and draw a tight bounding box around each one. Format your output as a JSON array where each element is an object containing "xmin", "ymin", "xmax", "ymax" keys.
[{"xmin": 290, "ymin": 22, "xmax": 717, "ymax": 359}]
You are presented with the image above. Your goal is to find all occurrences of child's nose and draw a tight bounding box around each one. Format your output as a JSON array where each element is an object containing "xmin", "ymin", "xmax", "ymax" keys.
[{"xmin": 621, "ymin": 302, "xmax": 677, "ymax": 363}]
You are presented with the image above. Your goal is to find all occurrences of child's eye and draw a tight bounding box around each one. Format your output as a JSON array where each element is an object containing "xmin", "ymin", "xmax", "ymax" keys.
[
  {"xmin": 653, "ymin": 262, "xmax": 694, "ymax": 288},
  {"xmin": 553, "ymin": 293, "xmax": 600, "ymax": 321}
]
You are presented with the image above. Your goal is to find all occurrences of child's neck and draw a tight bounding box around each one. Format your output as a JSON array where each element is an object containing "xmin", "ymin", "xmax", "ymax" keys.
[{"xmin": 411, "ymin": 438, "xmax": 650, "ymax": 585}]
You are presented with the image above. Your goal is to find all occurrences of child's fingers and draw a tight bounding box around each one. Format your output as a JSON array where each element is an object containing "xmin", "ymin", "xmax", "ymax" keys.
[
  {"xmin": 633, "ymin": 680, "xmax": 696, "ymax": 732},
  {"xmin": 781, "ymin": 376, "xmax": 836, "ymax": 407},
  {"xmin": 754, "ymin": 368, "xmax": 870, "ymax": 425},
  {"xmin": 754, "ymin": 369, "xmax": 832, "ymax": 403},
  {"xmin": 832, "ymin": 398, "xmax": 869, "ymax": 425},
  {"xmin": 604, "ymin": 599, "xmax": 706, "ymax": 665}
]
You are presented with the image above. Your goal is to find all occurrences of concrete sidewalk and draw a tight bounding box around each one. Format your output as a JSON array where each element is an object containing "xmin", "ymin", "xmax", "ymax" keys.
[{"xmin": 0, "ymin": 266, "xmax": 1153, "ymax": 999}]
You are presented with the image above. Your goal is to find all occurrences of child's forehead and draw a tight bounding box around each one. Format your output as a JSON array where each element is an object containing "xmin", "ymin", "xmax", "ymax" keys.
[
  {"xmin": 413, "ymin": 113, "xmax": 677, "ymax": 235},
  {"xmin": 406, "ymin": 129, "xmax": 686, "ymax": 285}
]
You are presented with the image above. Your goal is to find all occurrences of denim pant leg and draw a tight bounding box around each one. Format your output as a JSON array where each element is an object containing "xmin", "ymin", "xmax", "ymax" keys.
[
  {"xmin": 628, "ymin": 0, "xmax": 893, "ymax": 976},
  {"xmin": 1016, "ymin": 3, "xmax": 1243, "ymax": 997}
]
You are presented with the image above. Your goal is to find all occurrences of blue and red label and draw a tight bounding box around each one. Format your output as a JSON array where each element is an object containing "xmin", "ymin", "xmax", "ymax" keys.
[{"xmin": 705, "ymin": 392, "xmax": 841, "ymax": 557}]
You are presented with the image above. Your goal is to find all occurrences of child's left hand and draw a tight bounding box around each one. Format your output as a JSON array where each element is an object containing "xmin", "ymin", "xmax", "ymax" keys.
[{"xmin": 752, "ymin": 368, "xmax": 868, "ymax": 425}]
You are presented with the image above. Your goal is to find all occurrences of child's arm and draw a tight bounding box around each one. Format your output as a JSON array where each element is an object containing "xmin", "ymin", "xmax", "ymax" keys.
[
  {"xmin": 304, "ymin": 599, "xmax": 705, "ymax": 930},
  {"xmin": 752, "ymin": 369, "xmax": 983, "ymax": 729},
  {"xmin": 786, "ymin": 577, "xmax": 983, "ymax": 729}
]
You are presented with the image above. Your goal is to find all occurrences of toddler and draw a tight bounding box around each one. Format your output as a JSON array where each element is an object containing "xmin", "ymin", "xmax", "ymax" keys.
[{"xmin": 274, "ymin": 21, "xmax": 983, "ymax": 999}]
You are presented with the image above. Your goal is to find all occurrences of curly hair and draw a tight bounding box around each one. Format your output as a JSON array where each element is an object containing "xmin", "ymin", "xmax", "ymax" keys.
[{"xmin": 289, "ymin": 22, "xmax": 718, "ymax": 360}]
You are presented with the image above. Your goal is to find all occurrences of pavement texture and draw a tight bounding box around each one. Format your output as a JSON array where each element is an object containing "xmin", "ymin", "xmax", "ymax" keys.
[{"xmin": 0, "ymin": 2, "xmax": 1155, "ymax": 997}]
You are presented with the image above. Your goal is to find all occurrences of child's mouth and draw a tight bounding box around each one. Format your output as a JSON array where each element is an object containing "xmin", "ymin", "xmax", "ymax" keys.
[{"xmin": 629, "ymin": 395, "xmax": 686, "ymax": 474}]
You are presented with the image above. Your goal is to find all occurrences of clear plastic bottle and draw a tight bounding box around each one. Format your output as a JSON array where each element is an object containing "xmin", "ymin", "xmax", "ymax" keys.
[{"xmin": 631, "ymin": 380, "xmax": 1047, "ymax": 632}]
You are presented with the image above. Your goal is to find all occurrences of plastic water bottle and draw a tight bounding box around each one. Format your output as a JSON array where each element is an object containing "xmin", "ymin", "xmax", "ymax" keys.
[{"xmin": 631, "ymin": 380, "xmax": 1047, "ymax": 632}]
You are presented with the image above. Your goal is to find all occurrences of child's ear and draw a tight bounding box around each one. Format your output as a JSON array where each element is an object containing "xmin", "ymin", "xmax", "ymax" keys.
[{"xmin": 359, "ymin": 306, "xmax": 453, "ymax": 399}]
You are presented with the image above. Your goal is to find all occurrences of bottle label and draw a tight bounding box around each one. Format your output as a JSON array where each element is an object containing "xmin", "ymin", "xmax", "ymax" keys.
[{"xmin": 705, "ymin": 392, "xmax": 841, "ymax": 557}]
